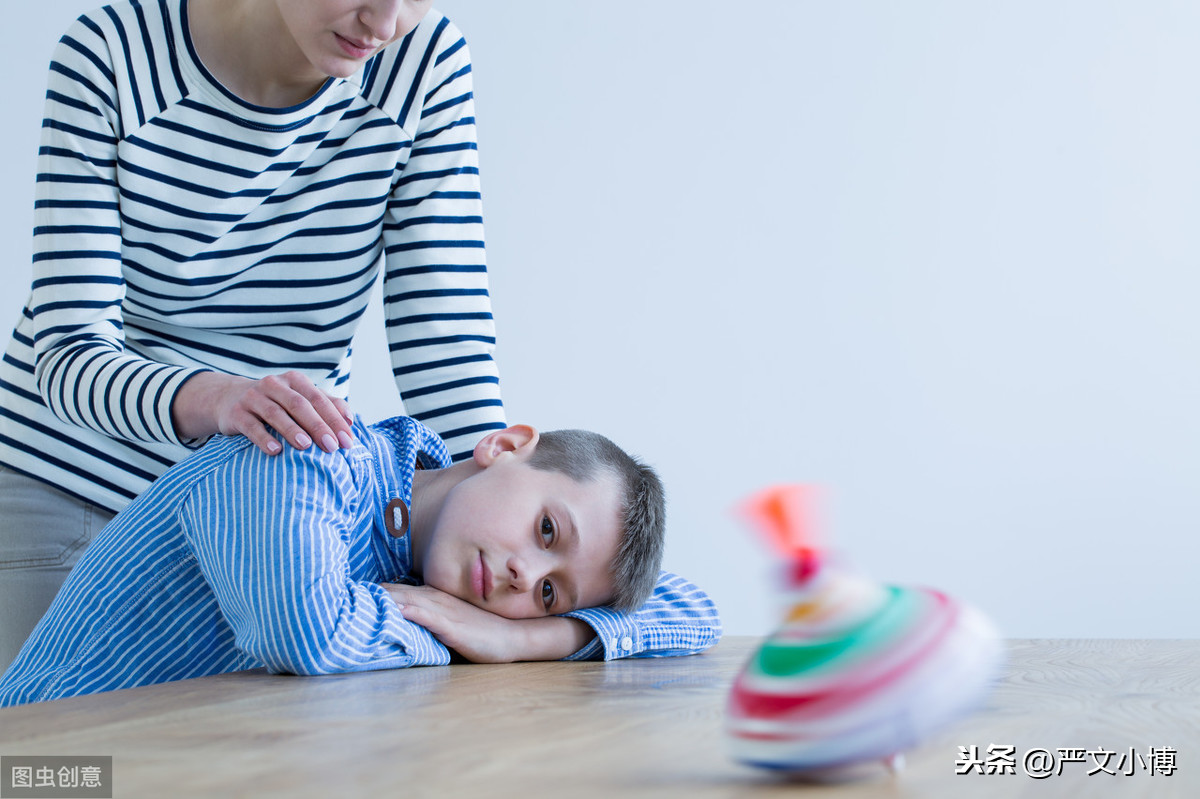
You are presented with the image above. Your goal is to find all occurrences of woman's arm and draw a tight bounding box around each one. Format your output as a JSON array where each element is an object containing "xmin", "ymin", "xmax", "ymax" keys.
[
  {"xmin": 31, "ymin": 19, "xmax": 203, "ymax": 448},
  {"xmin": 377, "ymin": 17, "xmax": 507, "ymax": 461},
  {"xmin": 30, "ymin": 17, "xmax": 356, "ymax": 456}
]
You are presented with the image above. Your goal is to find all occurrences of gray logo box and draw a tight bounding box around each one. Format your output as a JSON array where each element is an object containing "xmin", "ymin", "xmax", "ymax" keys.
[{"xmin": 1, "ymin": 757, "xmax": 111, "ymax": 799}]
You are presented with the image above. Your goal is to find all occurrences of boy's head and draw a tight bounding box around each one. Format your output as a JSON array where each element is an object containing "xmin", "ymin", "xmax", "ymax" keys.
[
  {"xmin": 411, "ymin": 425, "xmax": 665, "ymax": 618},
  {"xmin": 524, "ymin": 429, "xmax": 665, "ymax": 613}
]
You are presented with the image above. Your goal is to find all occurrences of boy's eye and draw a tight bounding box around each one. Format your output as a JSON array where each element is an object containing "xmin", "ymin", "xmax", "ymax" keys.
[
  {"xmin": 539, "ymin": 515, "xmax": 555, "ymax": 547},
  {"xmin": 540, "ymin": 579, "xmax": 556, "ymax": 610}
]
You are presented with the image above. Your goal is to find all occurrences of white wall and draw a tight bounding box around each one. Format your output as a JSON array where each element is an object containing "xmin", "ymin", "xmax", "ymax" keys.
[{"xmin": 5, "ymin": 2, "xmax": 1197, "ymax": 638}]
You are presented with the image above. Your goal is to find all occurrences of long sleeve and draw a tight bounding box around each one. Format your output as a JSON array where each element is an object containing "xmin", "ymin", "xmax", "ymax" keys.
[
  {"xmin": 179, "ymin": 438, "xmax": 449, "ymax": 674},
  {"xmin": 378, "ymin": 18, "xmax": 506, "ymax": 461},
  {"xmin": 1, "ymin": 8, "xmax": 512, "ymax": 512},
  {"xmin": 29, "ymin": 18, "xmax": 204, "ymax": 447},
  {"xmin": 562, "ymin": 571, "xmax": 723, "ymax": 661}
]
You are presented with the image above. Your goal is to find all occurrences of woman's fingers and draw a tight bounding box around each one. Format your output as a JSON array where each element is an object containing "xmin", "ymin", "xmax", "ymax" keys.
[
  {"xmin": 200, "ymin": 371, "xmax": 356, "ymax": 456},
  {"xmin": 285, "ymin": 374, "xmax": 357, "ymax": 449},
  {"xmin": 253, "ymin": 372, "xmax": 357, "ymax": 453}
]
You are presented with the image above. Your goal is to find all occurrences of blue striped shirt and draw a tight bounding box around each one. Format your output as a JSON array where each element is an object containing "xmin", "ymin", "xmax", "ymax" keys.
[
  {"xmin": 0, "ymin": 417, "xmax": 721, "ymax": 707},
  {"xmin": 0, "ymin": 0, "xmax": 505, "ymax": 513}
]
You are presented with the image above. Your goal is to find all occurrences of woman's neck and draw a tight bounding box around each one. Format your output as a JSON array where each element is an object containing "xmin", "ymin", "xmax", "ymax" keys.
[{"xmin": 187, "ymin": 0, "xmax": 328, "ymax": 108}]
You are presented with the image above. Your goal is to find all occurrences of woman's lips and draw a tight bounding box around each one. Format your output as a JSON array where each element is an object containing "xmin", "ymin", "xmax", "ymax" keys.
[{"xmin": 335, "ymin": 33, "xmax": 376, "ymax": 59}]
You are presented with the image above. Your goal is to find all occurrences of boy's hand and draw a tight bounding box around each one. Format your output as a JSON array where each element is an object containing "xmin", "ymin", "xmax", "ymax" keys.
[
  {"xmin": 382, "ymin": 583, "xmax": 594, "ymax": 663},
  {"xmin": 383, "ymin": 583, "xmax": 517, "ymax": 662}
]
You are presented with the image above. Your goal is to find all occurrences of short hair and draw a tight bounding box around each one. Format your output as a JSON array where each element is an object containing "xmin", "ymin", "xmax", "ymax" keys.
[{"xmin": 526, "ymin": 429, "xmax": 665, "ymax": 612}]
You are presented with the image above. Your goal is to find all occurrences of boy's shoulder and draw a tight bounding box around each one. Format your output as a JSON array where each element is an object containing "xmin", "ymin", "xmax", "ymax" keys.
[
  {"xmin": 134, "ymin": 417, "xmax": 447, "ymax": 515},
  {"xmin": 366, "ymin": 416, "xmax": 451, "ymax": 471},
  {"xmin": 164, "ymin": 431, "xmax": 260, "ymax": 480}
]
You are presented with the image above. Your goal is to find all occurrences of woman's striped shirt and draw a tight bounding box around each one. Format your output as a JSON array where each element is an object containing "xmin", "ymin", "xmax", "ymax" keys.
[{"xmin": 0, "ymin": 0, "xmax": 505, "ymax": 513}]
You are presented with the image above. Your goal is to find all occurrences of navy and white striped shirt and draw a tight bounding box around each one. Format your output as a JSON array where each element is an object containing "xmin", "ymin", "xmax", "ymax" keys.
[
  {"xmin": 0, "ymin": 0, "xmax": 505, "ymax": 513},
  {"xmin": 0, "ymin": 417, "xmax": 721, "ymax": 707}
]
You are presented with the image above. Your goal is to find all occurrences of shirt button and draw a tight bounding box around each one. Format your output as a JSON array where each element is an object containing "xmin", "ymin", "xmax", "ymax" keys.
[{"xmin": 620, "ymin": 636, "xmax": 633, "ymax": 651}]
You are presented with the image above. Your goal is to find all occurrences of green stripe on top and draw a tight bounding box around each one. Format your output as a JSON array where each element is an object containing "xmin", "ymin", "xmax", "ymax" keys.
[{"xmin": 755, "ymin": 586, "xmax": 925, "ymax": 677}]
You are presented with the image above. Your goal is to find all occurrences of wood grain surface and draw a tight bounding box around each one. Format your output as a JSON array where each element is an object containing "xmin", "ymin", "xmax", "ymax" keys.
[{"xmin": 1, "ymin": 638, "xmax": 1196, "ymax": 798}]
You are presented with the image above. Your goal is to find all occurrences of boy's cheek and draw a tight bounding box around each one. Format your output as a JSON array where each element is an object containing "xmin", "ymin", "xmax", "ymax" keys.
[{"xmin": 485, "ymin": 595, "xmax": 543, "ymax": 621}]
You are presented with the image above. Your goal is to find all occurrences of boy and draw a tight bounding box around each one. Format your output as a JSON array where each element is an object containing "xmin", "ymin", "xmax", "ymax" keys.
[{"xmin": 0, "ymin": 416, "xmax": 719, "ymax": 706}]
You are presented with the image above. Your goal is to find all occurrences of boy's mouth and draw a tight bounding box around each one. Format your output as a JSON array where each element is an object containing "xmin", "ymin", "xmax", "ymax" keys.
[{"xmin": 473, "ymin": 552, "xmax": 492, "ymax": 601}]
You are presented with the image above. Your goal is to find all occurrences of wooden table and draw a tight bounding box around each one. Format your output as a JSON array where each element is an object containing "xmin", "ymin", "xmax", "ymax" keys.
[{"xmin": 1, "ymin": 638, "xmax": 1196, "ymax": 798}]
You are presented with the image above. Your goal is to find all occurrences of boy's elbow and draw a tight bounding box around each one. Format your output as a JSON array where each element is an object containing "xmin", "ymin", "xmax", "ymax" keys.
[
  {"xmin": 270, "ymin": 655, "xmax": 336, "ymax": 677},
  {"xmin": 702, "ymin": 617, "xmax": 724, "ymax": 651},
  {"xmin": 250, "ymin": 623, "xmax": 343, "ymax": 676},
  {"xmin": 235, "ymin": 595, "xmax": 347, "ymax": 676},
  {"xmin": 230, "ymin": 578, "xmax": 402, "ymax": 675}
]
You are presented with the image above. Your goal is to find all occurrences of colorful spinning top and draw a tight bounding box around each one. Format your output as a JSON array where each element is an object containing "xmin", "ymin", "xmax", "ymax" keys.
[{"xmin": 725, "ymin": 485, "xmax": 1002, "ymax": 778}]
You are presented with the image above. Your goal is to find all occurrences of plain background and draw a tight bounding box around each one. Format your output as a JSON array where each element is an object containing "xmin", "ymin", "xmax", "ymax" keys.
[{"xmin": 5, "ymin": 2, "xmax": 1197, "ymax": 637}]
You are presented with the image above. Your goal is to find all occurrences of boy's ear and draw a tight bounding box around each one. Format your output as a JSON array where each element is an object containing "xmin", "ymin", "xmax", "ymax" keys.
[{"xmin": 473, "ymin": 424, "xmax": 540, "ymax": 467}]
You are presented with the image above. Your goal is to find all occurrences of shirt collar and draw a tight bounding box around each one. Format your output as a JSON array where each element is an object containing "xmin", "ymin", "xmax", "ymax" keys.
[{"xmin": 366, "ymin": 416, "xmax": 450, "ymax": 561}]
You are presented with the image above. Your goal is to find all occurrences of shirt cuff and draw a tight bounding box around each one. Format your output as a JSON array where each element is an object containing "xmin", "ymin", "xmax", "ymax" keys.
[{"xmin": 561, "ymin": 606, "xmax": 641, "ymax": 661}]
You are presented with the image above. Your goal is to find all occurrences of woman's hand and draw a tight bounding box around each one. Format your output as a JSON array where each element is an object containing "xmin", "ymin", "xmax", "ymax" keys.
[
  {"xmin": 173, "ymin": 370, "xmax": 356, "ymax": 455},
  {"xmin": 383, "ymin": 583, "xmax": 594, "ymax": 663}
]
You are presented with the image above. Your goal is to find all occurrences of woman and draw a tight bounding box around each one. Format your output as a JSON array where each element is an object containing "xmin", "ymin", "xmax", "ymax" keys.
[{"xmin": 0, "ymin": 0, "xmax": 506, "ymax": 668}]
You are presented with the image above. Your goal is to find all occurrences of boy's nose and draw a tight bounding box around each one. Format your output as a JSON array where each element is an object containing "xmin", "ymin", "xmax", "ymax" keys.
[
  {"xmin": 505, "ymin": 556, "xmax": 531, "ymax": 593},
  {"xmin": 505, "ymin": 552, "xmax": 548, "ymax": 595}
]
